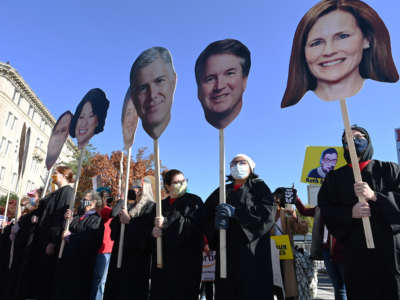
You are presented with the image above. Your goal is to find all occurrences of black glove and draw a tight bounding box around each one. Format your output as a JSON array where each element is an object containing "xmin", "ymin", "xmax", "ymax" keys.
[{"xmin": 215, "ymin": 203, "xmax": 236, "ymax": 230}]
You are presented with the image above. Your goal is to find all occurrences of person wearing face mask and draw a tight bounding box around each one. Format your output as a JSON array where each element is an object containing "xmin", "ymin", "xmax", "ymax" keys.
[
  {"xmin": 203, "ymin": 154, "xmax": 276, "ymax": 300},
  {"xmin": 150, "ymin": 169, "xmax": 204, "ymax": 300},
  {"xmin": 104, "ymin": 182, "xmax": 155, "ymax": 300},
  {"xmin": 53, "ymin": 190, "xmax": 104, "ymax": 300},
  {"xmin": 318, "ymin": 125, "xmax": 400, "ymax": 300},
  {"xmin": 24, "ymin": 166, "xmax": 74, "ymax": 300}
]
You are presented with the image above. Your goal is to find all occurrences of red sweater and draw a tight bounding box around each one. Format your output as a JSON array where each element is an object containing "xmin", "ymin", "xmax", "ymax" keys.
[{"xmin": 98, "ymin": 206, "xmax": 114, "ymax": 254}]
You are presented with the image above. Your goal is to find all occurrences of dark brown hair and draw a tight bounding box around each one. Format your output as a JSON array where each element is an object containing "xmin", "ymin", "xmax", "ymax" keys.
[
  {"xmin": 162, "ymin": 169, "xmax": 183, "ymax": 192},
  {"xmin": 281, "ymin": 0, "xmax": 398, "ymax": 108},
  {"xmin": 195, "ymin": 39, "xmax": 251, "ymax": 84},
  {"xmin": 56, "ymin": 166, "xmax": 75, "ymax": 183}
]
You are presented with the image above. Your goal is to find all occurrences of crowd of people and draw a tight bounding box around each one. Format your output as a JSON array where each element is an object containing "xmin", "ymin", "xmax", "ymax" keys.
[{"xmin": 0, "ymin": 126, "xmax": 399, "ymax": 300}]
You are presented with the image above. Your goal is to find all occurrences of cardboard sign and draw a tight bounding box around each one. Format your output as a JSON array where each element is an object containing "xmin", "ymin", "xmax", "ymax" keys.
[
  {"xmin": 395, "ymin": 128, "xmax": 400, "ymax": 165},
  {"xmin": 45, "ymin": 111, "xmax": 73, "ymax": 170},
  {"xmin": 129, "ymin": 47, "xmax": 176, "ymax": 140},
  {"xmin": 201, "ymin": 250, "xmax": 216, "ymax": 281},
  {"xmin": 121, "ymin": 87, "xmax": 139, "ymax": 150},
  {"xmin": 300, "ymin": 146, "xmax": 346, "ymax": 185},
  {"xmin": 195, "ymin": 39, "xmax": 250, "ymax": 129},
  {"xmin": 281, "ymin": 0, "xmax": 398, "ymax": 107},
  {"xmin": 70, "ymin": 89, "xmax": 110, "ymax": 149},
  {"xmin": 21, "ymin": 127, "xmax": 31, "ymax": 179},
  {"xmin": 17, "ymin": 123, "xmax": 26, "ymax": 179},
  {"xmin": 284, "ymin": 188, "xmax": 296, "ymax": 204},
  {"xmin": 271, "ymin": 235, "xmax": 293, "ymax": 260}
]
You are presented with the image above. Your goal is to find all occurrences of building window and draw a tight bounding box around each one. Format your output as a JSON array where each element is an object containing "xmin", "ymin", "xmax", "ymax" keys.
[
  {"xmin": 11, "ymin": 173, "xmax": 17, "ymax": 192},
  {"xmin": 0, "ymin": 137, "xmax": 6, "ymax": 153},
  {"xmin": 11, "ymin": 116, "xmax": 18, "ymax": 130},
  {"xmin": 28, "ymin": 105, "xmax": 34, "ymax": 119},
  {"xmin": 18, "ymin": 97, "xmax": 23, "ymax": 106},
  {"xmin": 4, "ymin": 140, "xmax": 11, "ymax": 156},
  {"xmin": 5, "ymin": 112, "xmax": 12, "ymax": 127},
  {"xmin": 12, "ymin": 89, "xmax": 20, "ymax": 104},
  {"xmin": 0, "ymin": 167, "xmax": 5, "ymax": 184}
]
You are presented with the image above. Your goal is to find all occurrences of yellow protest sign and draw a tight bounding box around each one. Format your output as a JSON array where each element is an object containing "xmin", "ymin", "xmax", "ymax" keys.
[
  {"xmin": 271, "ymin": 235, "xmax": 293, "ymax": 260},
  {"xmin": 300, "ymin": 146, "xmax": 346, "ymax": 185}
]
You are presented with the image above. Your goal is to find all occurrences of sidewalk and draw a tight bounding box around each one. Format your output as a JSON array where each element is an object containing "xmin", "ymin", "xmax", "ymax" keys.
[{"xmin": 314, "ymin": 271, "xmax": 334, "ymax": 300}]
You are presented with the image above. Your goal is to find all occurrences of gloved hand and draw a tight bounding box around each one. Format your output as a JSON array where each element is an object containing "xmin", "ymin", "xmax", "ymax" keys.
[
  {"xmin": 216, "ymin": 203, "xmax": 236, "ymax": 217},
  {"xmin": 215, "ymin": 203, "xmax": 236, "ymax": 230}
]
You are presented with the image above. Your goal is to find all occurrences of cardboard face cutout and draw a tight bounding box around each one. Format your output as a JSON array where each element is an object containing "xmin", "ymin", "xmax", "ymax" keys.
[
  {"xmin": 45, "ymin": 111, "xmax": 73, "ymax": 170},
  {"xmin": 70, "ymin": 88, "xmax": 110, "ymax": 149},
  {"xmin": 195, "ymin": 39, "xmax": 250, "ymax": 129},
  {"xmin": 18, "ymin": 123, "xmax": 27, "ymax": 179},
  {"xmin": 121, "ymin": 87, "xmax": 139, "ymax": 149},
  {"xmin": 130, "ymin": 47, "xmax": 176, "ymax": 140},
  {"xmin": 21, "ymin": 127, "xmax": 31, "ymax": 179},
  {"xmin": 281, "ymin": 0, "xmax": 398, "ymax": 107}
]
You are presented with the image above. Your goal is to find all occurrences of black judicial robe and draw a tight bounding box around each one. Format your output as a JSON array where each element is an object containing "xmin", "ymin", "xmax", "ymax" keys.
[
  {"xmin": 203, "ymin": 178, "xmax": 276, "ymax": 300},
  {"xmin": 104, "ymin": 200, "xmax": 155, "ymax": 300},
  {"xmin": 28, "ymin": 185, "xmax": 73, "ymax": 300},
  {"xmin": 7, "ymin": 212, "xmax": 38, "ymax": 300},
  {"xmin": 150, "ymin": 193, "xmax": 204, "ymax": 300},
  {"xmin": 53, "ymin": 211, "xmax": 104, "ymax": 300},
  {"xmin": 0, "ymin": 224, "xmax": 12, "ymax": 299},
  {"xmin": 318, "ymin": 160, "xmax": 400, "ymax": 300}
]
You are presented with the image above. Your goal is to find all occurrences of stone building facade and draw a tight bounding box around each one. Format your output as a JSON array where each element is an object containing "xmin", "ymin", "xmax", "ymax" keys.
[{"xmin": 0, "ymin": 62, "xmax": 76, "ymax": 197}]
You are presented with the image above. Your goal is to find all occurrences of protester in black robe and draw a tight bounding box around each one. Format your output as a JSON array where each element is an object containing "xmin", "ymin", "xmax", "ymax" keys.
[
  {"xmin": 318, "ymin": 125, "xmax": 400, "ymax": 300},
  {"xmin": 0, "ymin": 223, "xmax": 13, "ymax": 299},
  {"xmin": 7, "ymin": 202, "xmax": 41, "ymax": 300},
  {"xmin": 104, "ymin": 183, "xmax": 155, "ymax": 300},
  {"xmin": 150, "ymin": 169, "xmax": 204, "ymax": 300},
  {"xmin": 203, "ymin": 154, "xmax": 276, "ymax": 300},
  {"xmin": 53, "ymin": 190, "xmax": 104, "ymax": 300},
  {"xmin": 27, "ymin": 166, "xmax": 74, "ymax": 300}
]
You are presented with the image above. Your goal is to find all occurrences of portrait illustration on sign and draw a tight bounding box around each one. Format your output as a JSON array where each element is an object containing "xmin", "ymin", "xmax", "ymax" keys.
[
  {"xmin": 281, "ymin": 0, "xmax": 398, "ymax": 107},
  {"xmin": 69, "ymin": 88, "xmax": 110, "ymax": 149},
  {"xmin": 130, "ymin": 47, "xmax": 176, "ymax": 140},
  {"xmin": 195, "ymin": 39, "xmax": 251, "ymax": 129},
  {"xmin": 46, "ymin": 111, "xmax": 73, "ymax": 170}
]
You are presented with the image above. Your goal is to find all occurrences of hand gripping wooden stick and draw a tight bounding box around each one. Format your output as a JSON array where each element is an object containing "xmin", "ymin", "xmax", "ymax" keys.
[
  {"xmin": 219, "ymin": 129, "xmax": 227, "ymax": 278},
  {"xmin": 340, "ymin": 99, "xmax": 374, "ymax": 249},
  {"xmin": 154, "ymin": 139, "xmax": 163, "ymax": 268},
  {"xmin": 117, "ymin": 147, "xmax": 131, "ymax": 268},
  {"xmin": 58, "ymin": 150, "xmax": 84, "ymax": 258}
]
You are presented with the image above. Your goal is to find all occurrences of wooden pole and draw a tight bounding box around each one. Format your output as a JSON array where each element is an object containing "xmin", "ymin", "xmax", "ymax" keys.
[
  {"xmin": 1, "ymin": 188, "xmax": 11, "ymax": 234},
  {"xmin": 154, "ymin": 139, "xmax": 163, "ymax": 268},
  {"xmin": 117, "ymin": 147, "xmax": 131, "ymax": 268},
  {"xmin": 339, "ymin": 99, "xmax": 375, "ymax": 248},
  {"xmin": 42, "ymin": 166, "xmax": 54, "ymax": 198},
  {"xmin": 58, "ymin": 149, "xmax": 84, "ymax": 258},
  {"xmin": 219, "ymin": 129, "xmax": 227, "ymax": 278},
  {"xmin": 118, "ymin": 151, "xmax": 124, "ymax": 198},
  {"xmin": 9, "ymin": 175, "xmax": 23, "ymax": 269}
]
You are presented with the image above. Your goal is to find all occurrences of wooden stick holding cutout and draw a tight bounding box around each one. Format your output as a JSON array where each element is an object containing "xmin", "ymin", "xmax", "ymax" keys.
[
  {"xmin": 219, "ymin": 129, "xmax": 227, "ymax": 278},
  {"xmin": 58, "ymin": 150, "xmax": 84, "ymax": 258},
  {"xmin": 340, "ymin": 99, "xmax": 374, "ymax": 248},
  {"xmin": 154, "ymin": 139, "xmax": 163, "ymax": 268},
  {"xmin": 118, "ymin": 151, "xmax": 124, "ymax": 197},
  {"xmin": 117, "ymin": 147, "xmax": 131, "ymax": 268},
  {"xmin": 1, "ymin": 188, "xmax": 11, "ymax": 234},
  {"xmin": 42, "ymin": 166, "xmax": 54, "ymax": 199}
]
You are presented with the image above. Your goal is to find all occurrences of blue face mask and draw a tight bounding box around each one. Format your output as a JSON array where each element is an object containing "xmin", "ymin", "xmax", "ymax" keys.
[
  {"xmin": 354, "ymin": 138, "xmax": 368, "ymax": 156},
  {"xmin": 29, "ymin": 197, "xmax": 36, "ymax": 206}
]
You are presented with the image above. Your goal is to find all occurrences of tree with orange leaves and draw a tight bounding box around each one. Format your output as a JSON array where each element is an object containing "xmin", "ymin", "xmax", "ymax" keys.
[{"xmin": 77, "ymin": 147, "xmax": 165, "ymax": 199}]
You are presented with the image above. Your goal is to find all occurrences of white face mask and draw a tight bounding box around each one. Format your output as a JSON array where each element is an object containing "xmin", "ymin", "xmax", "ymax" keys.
[
  {"xmin": 170, "ymin": 181, "xmax": 187, "ymax": 198},
  {"xmin": 230, "ymin": 164, "xmax": 250, "ymax": 180}
]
